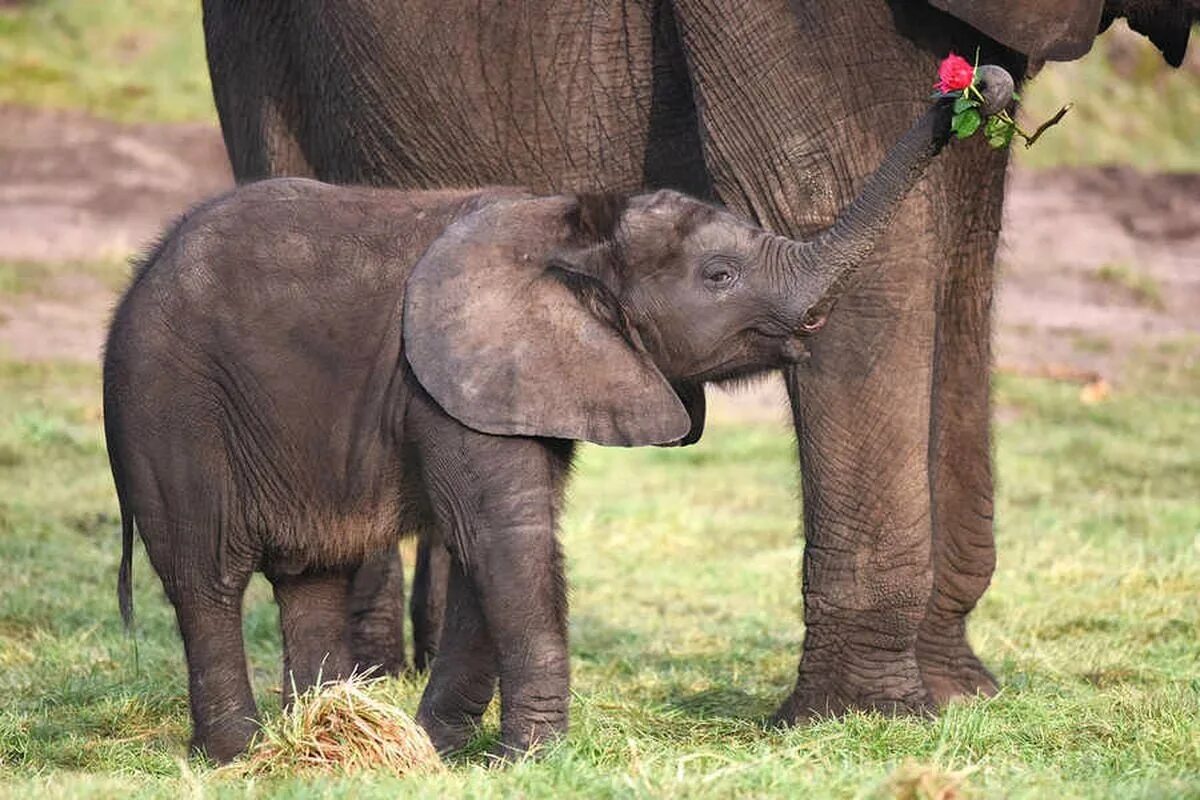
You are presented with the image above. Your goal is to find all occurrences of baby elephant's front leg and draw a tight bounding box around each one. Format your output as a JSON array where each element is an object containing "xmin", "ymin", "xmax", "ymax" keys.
[
  {"xmin": 412, "ymin": 393, "xmax": 573, "ymax": 758},
  {"xmin": 471, "ymin": 491, "xmax": 570, "ymax": 758}
]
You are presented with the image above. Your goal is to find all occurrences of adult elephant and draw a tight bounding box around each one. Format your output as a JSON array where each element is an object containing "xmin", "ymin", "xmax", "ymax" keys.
[{"xmin": 200, "ymin": 0, "xmax": 1193, "ymax": 717}]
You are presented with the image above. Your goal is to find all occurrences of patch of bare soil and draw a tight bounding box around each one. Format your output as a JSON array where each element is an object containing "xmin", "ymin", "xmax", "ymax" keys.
[
  {"xmin": 0, "ymin": 105, "xmax": 1195, "ymax": 420},
  {"xmin": 0, "ymin": 105, "xmax": 232, "ymax": 262},
  {"xmin": 995, "ymin": 166, "xmax": 1200, "ymax": 376}
]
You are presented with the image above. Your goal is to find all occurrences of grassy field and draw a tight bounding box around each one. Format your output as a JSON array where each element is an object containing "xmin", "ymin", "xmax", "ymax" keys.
[
  {"xmin": 0, "ymin": 1, "xmax": 1198, "ymax": 169},
  {"xmin": 0, "ymin": 335, "xmax": 1197, "ymax": 798}
]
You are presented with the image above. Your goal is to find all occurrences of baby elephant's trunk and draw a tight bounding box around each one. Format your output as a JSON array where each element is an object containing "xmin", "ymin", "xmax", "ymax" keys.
[{"xmin": 776, "ymin": 63, "xmax": 1015, "ymax": 319}]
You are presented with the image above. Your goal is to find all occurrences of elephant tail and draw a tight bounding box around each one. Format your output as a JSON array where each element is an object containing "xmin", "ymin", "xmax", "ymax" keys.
[
  {"xmin": 103, "ymin": 357, "xmax": 136, "ymax": 631},
  {"xmin": 114, "ymin": 462, "xmax": 135, "ymax": 631}
]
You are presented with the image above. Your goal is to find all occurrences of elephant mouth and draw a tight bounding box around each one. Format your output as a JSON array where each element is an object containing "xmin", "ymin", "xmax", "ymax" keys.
[{"xmin": 800, "ymin": 310, "xmax": 828, "ymax": 334}]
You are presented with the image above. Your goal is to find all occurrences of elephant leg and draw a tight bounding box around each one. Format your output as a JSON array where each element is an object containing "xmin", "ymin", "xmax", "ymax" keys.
[
  {"xmin": 416, "ymin": 557, "xmax": 497, "ymax": 754},
  {"xmin": 774, "ymin": 271, "xmax": 939, "ymax": 723},
  {"xmin": 347, "ymin": 547, "xmax": 408, "ymax": 676},
  {"xmin": 917, "ymin": 162, "xmax": 1007, "ymax": 706},
  {"xmin": 472, "ymin": 510, "xmax": 568, "ymax": 757},
  {"xmin": 411, "ymin": 392, "xmax": 572, "ymax": 758},
  {"xmin": 667, "ymin": 0, "xmax": 1022, "ymax": 719},
  {"xmin": 270, "ymin": 568, "xmax": 356, "ymax": 706},
  {"xmin": 411, "ymin": 537, "xmax": 451, "ymax": 672},
  {"xmin": 171, "ymin": 584, "xmax": 259, "ymax": 763},
  {"xmin": 202, "ymin": 0, "xmax": 314, "ymax": 181}
]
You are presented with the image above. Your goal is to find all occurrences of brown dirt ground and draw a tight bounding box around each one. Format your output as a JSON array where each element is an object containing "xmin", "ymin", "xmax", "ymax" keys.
[{"xmin": 1, "ymin": 106, "xmax": 1196, "ymax": 420}]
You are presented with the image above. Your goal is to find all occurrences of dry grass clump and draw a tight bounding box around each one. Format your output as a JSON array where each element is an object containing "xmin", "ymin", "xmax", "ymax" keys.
[
  {"xmin": 222, "ymin": 672, "xmax": 443, "ymax": 777},
  {"xmin": 882, "ymin": 760, "xmax": 975, "ymax": 800}
]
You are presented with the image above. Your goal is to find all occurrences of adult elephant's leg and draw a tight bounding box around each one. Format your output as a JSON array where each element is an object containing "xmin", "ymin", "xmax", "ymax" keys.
[
  {"xmin": 411, "ymin": 538, "xmax": 451, "ymax": 672},
  {"xmin": 917, "ymin": 148, "xmax": 1009, "ymax": 706},
  {"xmin": 207, "ymin": 5, "xmax": 416, "ymax": 675},
  {"xmin": 776, "ymin": 261, "xmax": 939, "ymax": 718},
  {"xmin": 347, "ymin": 548, "xmax": 408, "ymax": 676},
  {"xmin": 670, "ymin": 0, "xmax": 1013, "ymax": 717},
  {"xmin": 202, "ymin": 1, "xmax": 315, "ymax": 181}
]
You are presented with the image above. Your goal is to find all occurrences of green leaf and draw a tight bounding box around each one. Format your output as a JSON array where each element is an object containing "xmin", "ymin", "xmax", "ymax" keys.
[
  {"xmin": 953, "ymin": 95, "xmax": 980, "ymax": 114},
  {"xmin": 983, "ymin": 115, "xmax": 1016, "ymax": 147},
  {"xmin": 952, "ymin": 108, "xmax": 982, "ymax": 139}
]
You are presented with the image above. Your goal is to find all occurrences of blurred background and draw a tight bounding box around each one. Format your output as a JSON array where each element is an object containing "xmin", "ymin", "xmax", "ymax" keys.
[{"xmin": 0, "ymin": 0, "xmax": 1196, "ymax": 410}]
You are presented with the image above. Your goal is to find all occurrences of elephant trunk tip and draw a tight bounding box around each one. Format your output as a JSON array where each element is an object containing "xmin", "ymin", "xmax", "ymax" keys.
[{"xmin": 974, "ymin": 64, "xmax": 1015, "ymax": 116}]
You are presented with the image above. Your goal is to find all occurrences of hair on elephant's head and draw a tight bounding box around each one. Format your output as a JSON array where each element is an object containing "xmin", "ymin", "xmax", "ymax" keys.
[{"xmin": 404, "ymin": 65, "xmax": 1015, "ymax": 447}]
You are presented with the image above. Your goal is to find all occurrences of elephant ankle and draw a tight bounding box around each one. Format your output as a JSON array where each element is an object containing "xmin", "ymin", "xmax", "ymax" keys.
[
  {"xmin": 419, "ymin": 720, "xmax": 474, "ymax": 755},
  {"xmin": 189, "ymin": 713, "xmax": 259, "ymax": 764}
]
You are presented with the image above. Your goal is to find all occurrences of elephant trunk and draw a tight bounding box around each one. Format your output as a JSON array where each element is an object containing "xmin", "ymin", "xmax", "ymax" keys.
[{"xmin": 776, "ymin": 64, "xmax": 1014, "ymax": 323}]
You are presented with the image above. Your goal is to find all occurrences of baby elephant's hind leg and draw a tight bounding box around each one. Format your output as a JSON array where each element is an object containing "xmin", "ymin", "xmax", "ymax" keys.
[
  {"xmin": 269, "ymin": 568, "xmax": 356, "ymax": 705},
  {"xmin": 168, "ymin": 579, "xmax": 259, "ymax": 763}
]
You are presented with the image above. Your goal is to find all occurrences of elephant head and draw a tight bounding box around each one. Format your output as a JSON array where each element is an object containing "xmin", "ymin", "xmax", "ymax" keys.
[{"xmin": 404, "ymin": 65, "xmax": 1014, "ymax": 446}]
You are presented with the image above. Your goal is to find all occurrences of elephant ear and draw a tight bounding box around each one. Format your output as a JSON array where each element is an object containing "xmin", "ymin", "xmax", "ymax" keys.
[
  {"xmin": 928, "ymin": 0, "xmax": 1103, "ymax": 61},
  {"xmin": 657, "ymin": 382, "xmax": 705, "ymax": 447},
  {"xmin": 403, "ymin": 196, "xmax": 692, "ymax": 447}
]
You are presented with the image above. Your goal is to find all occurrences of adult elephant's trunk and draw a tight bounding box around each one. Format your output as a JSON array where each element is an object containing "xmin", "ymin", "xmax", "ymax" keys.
[{"xmin": 776, "ymin": 64, "xmax": 1015, "ymax": 322}]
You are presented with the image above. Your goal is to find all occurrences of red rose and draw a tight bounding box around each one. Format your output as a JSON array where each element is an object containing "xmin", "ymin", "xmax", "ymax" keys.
[{"xmin": 935, "ymin": 53, "xmax": 974, "ymax": 93}]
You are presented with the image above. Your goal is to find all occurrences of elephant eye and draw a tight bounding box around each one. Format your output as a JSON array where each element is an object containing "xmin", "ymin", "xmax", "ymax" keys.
[{"xmin": 701, "ymin": 256, "xmax": 741, "ymax": 290}]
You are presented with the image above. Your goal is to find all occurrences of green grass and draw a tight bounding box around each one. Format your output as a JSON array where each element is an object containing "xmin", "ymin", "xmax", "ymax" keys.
[
  {"xmin": 1070, "ymin": 333, "xmax": 1114, "ymax": 355},
  {"xmin": 1091, "ymin": 262, "xmax": 1166, "ymax": 310},
  {"xmin": 0, "ymin": 258, "xmax": 131, "ymax": 298},
  {"xmin": 1015, "ymin": 22, "xmax": 1200, "ymax": 170},
  {"xmin": 1, "ymin": 341, "xmax": 1198, "ymax": 798},
  {"xmin": 0, "ymin": 4, "xmax": 1197, "ymax": 170},
  {"xmin": 0, "ymin": 0, "xmax": 212, "ymax": 122}
]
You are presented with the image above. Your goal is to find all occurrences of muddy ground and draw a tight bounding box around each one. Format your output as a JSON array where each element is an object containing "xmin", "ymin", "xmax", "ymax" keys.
[{"xmin": 1, "ymin": 106, "xmax": 1196, "ymax": 420}]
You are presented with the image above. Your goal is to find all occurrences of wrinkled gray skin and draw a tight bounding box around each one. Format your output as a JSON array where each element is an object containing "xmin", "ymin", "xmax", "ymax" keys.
[
  {"xmin": 104, "ymin": 83, "xmax": 1007, "ymax": 761},
  {"xmin": 197, "ymin": 0, "xmax": 1191, "ymax": 740}
]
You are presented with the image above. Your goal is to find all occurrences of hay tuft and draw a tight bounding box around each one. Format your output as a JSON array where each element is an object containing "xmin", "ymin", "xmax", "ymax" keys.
[
  {"xmin": 883, "ymin": 759, "xmax": 975, "ymax": 800},
  {"xmin": 222, "ymin": 671, "xmax": 443, "ymax": 776}
]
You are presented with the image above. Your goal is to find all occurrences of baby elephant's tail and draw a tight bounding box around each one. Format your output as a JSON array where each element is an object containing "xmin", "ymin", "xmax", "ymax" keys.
[
  {"xmin": 104, "ymin": 362, "xmax": 136, "ymax": 630},
  {"xmin": 114, "ymin": 466, "xmax": 135, "ymax": 630}
]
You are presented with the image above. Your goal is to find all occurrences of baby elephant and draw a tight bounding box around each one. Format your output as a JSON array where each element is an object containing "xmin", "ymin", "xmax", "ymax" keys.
[{"xmin": 103, "ymin": 69, "xmax": 1013, "ymax": 763}]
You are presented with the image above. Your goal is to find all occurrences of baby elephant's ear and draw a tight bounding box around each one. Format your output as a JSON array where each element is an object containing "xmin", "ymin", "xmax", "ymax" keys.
[{"xmin": 403, "ymin": 197, "xmax": 691, "ymax": 447}]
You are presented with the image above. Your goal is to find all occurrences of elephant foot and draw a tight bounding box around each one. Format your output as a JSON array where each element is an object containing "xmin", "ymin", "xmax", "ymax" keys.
[
  {"xmin": 416, "ymin": 706, "xmax": 479, "ymax": 755},
  {"xmin": 190, "ymin": 714, "xmax": 259, "ymax": 765},
  {"xmin": 486, "ymin": 722, "xmax": 566, "ymax": 764},
  {"xmin": 917, "ymin": 637, "xmax": 998, "ymax": 707},
  {"xmin": 772, "ymin": 658, "xmax": 934, "ymax": 726}
]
